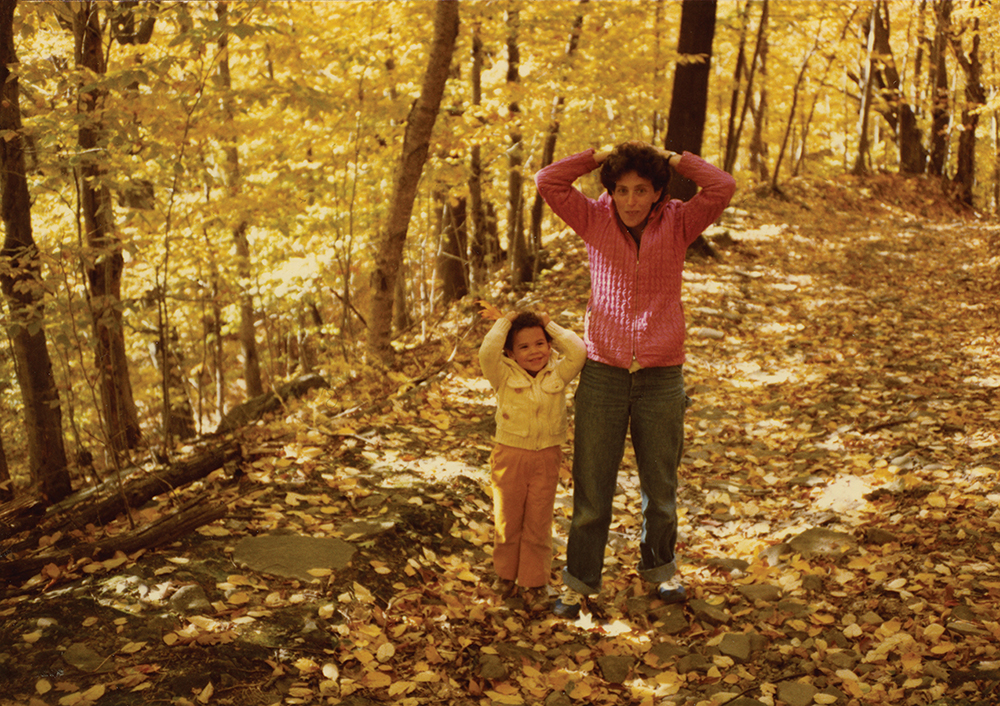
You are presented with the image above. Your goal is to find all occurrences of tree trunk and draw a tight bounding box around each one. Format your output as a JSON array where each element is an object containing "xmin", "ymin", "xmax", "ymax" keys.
[
  {"xmin": 927, "ymin": 0, "xmax": 951, "ymax": 177},
  {"xmin": 852, "ymin": 2, "xmax": 878, "ymax": 176},
  {"xmin": 505, "ymin": 8, "xmax": 532, "ymax": 289},
  {"xmin": 665, "ymin": 0, "xmax": 717, "ymax": 202},
  {"xmin": 0, "ymin": 431, "xmax": 11, "ymax": 502},
  {"xmin": 725, "ymin": 0, "xmax": 767, "ymax": 175},
  {"xmin": 218, "ymin": 2, "xmax": 263, "ymax": 399},
  {"xmin": 435, "ymin": 194, "xmax": 469, "ymax": 305},
  {"xmin": 529, "ymin": 0, "xmax": 587, "ymax": 276},
  {"xmin": 0, "ymin": 0, "xmax": 72, "ymax": 503},
  {"xmin": 74, "ymin": 2, "xmax": 143, "ymax": 456},
  {"xmin": 771, "ymin": 31, "xmax": 820, "ymax": 191},
  {"xmin": 723, "ymin": 1, "xmax": 751, "ymax": 174},
  {"xmin": 467, "ymin": 27, "xmax": 490, "ymax": 292},
  {"xmin": 367, "ymin": 0, "xmax": 459, "ymax": 364},
  {"xmin": 869, "ymin": 0, "xmax": 926, "ymax": 174},
  {"xmin": 747, "ymin": 11, "xmax": 769, "ymax": 183},
  {"xmin": 949, "ymin": 7, "xmax": 983, "ymax": 207}
]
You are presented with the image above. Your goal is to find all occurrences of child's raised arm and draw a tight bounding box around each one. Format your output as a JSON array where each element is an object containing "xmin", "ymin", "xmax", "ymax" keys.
[
  {"xmin": 478, "ymin": 316, "xmax": 513, "ymax": 390},
  {"xmin": 544, "ymin": 318, "xmax": 587, "ymax": 383}
]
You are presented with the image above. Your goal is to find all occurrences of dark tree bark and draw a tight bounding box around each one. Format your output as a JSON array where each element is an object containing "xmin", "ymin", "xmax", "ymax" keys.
[
  {"xmin": 927, "ymin": 0, "xmax": 951, "ymax": 177},
  {"xmin": 949, "ymin": 6, "xmax": 983, "ymax": 207},
  {"xmin": 467, "ymin": 26, "xmax": 492, "ymax": 291},
  {"xmin": 528, "ymin": 0, "xmax": 587, "ymax": 277},
  {"xmin": 218, "ymin": 1, "xmax": 263, "ymax": 400},
  {"xmin": 505, "ymin": 8, "xmax": 532, "ymax": 289},
  {"xmin": 0, "ymin": 432, "xmax": 11, "ymax": 502},
  {"xmin": 435, "ymin": 195, "xmax": 469, "ymax": 304},
  {"xmin": 869, "ymin": 0, "xmax": 926, "ymax": 174},
  {"xmin": 367, "ymin": 0, "xmax": 459, "ymax": 364},
  {"xmin": 0, "ymin": 0, "xmax": 71, "ymax": 503},
  {"xmin": 74, "ymin": 2, "xmax": 143, "ymax": 456},
  {"xmin": 665, "ymin": 0, "xmax": 718, "ymax": 201}
]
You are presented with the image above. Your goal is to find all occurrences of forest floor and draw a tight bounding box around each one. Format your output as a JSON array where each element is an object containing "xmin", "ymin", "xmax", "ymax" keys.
[{"xmin": 2, "ymin": 172, "xmax": 1000, "ymax": 706}]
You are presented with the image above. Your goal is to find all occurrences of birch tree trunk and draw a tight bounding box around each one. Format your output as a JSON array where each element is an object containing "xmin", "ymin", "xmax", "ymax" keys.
[{"xmin": 367, "ymin": 0, "xmax": 459, "ymax": 364}]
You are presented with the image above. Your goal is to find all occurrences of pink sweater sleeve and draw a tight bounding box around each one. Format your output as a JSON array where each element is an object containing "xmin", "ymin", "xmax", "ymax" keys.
[
  {"xmin": 534, "ymin": 149, "xmax": 603, "ymax": 236},
  {"xmin": 671, "ymin": 152, "xmax": 737, "ymax": 246}
]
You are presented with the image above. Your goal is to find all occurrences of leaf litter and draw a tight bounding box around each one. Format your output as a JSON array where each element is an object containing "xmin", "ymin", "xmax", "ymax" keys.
[{"xmin": 1, "ymin": 174, "xmax": 999, "ymax": 706}]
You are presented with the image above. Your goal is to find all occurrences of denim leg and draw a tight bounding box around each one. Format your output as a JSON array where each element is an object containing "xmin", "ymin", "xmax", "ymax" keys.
[
  {"xmin": 630, "ymin": 366, "xmax": 686, "ymax": 583},
  {"xmin": 563, "ymin": 360, "xmax": 630, "ymax": 595}
]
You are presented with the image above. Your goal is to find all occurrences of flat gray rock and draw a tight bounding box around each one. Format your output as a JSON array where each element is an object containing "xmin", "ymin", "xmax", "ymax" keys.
[
  {"xmin": 719, "ymin": 632, "xmax": 752, "ymax": 663},
  {"xmin": 597, "ymin": 654, "xmax": 635, "ymax": 683},
  {"xmin": 63, "ymin": 643, "xmax": 113, "ymax": 673},
  {"xmin": 233, "ymin": 533, "xmax": 356, "ymax": 582},
  {"xmin": 737, "ymin": 583, "xmax": 782, "ymax": 603},
  {"xmin": 777, "ymin": 680, "xmax": 818, "ymax": 706},
  {"xmin": 788, "ymin": 527, "xmax": 856, "ymax": 559}
]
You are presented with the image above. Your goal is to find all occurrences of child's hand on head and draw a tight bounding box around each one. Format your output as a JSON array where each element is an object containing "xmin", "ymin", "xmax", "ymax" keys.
[
  {"xmin": 504, "ymin": 311, "xmax": 518, "ymax": 322},
  {"xmin": 539, "ymin": 312, "xmax": 551, "ymax": 327}
]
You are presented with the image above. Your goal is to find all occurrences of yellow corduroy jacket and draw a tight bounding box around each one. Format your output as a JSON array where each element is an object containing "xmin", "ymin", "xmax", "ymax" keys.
[{"xmin": 479, "ymin": 318, "xmax": 587, "ymax": 451}]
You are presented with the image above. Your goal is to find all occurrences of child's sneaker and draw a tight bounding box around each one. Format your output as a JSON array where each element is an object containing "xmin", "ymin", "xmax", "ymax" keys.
[
  {"xmin": 656, "ymin": 576, "xmax": 687, "ymax": 604},
  {"xmin": 553, "ymin": 587, "xmax": 584, "ymax": 618}
]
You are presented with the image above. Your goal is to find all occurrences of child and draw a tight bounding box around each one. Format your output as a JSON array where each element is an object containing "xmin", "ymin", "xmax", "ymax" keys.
[{"xmin": 478, "ymin": 310, "xmax": 587, "ymax": 607}]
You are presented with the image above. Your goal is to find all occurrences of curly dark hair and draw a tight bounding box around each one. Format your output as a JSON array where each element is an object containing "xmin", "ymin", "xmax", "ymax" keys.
[
  {"xmin": 599, "ymin": 142, "xmax": 671, "ymax": 200},
  {"xmin": 504, "ymin": 311, "xmax": 552, "ymax": 352}
]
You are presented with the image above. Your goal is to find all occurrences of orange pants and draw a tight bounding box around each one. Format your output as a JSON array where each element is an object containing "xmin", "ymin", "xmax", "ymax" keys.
[{"xmin": 489, "ymin": 443, "xmax": 562, "ymax": 588}]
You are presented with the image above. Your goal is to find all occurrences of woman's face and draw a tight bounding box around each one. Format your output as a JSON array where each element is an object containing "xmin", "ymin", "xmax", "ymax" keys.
[{"xmin": 612, "ymin": 171, "xmax": 661, "ymax": 228}]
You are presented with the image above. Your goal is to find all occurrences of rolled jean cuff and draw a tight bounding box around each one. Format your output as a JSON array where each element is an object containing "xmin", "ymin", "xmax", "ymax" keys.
[
  {"xmin": 638, "ymin": 557, "xmax": 677, "ymax": 584},
  {"xmin": 562, "ymin": 567, "xmax": 600, "ymax": 596}
]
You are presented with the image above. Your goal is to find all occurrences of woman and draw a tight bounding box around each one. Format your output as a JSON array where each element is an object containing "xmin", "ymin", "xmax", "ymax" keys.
[{"xmin": 535, "ymin": 141, "xmax": 736, "ymax": 618}]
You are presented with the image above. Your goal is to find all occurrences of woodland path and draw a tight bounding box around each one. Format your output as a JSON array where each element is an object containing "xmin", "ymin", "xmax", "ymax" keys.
[{"xmin": 1, "ymin": 175, "xmax": 998, "ymax": 706}]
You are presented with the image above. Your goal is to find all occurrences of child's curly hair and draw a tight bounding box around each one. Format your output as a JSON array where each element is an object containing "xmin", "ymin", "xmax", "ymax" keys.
[
  {"xmin": 503, "ymin": 312, "xmax": 552, "ymax": 352},
  {"xmin": 599, "ymin": 142, "xmax": 671, "ymax": 200}
]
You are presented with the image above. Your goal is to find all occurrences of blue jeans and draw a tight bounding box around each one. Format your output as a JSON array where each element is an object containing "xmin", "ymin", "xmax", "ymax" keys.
[{"xmin": 563, "ymin": 360, "xmax": 687, "ymax": 594}]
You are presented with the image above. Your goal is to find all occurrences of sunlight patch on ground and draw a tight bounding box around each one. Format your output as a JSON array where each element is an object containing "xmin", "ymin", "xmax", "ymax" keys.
[{"xmin": 812, "ymin": 475, "xmax": 871, "ymax": 513}]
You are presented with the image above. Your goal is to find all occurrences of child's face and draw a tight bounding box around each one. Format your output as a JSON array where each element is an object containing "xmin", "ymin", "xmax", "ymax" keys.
[{"xmin": 508, "ymin": 326, "xmax": 551, "ymax": 375}]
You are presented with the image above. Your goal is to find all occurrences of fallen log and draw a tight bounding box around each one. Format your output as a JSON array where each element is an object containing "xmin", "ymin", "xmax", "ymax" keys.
[
  {"xmin": 50, "ymin": 437, "xmax": 243, "ymax": 535},
  {"xmin": 216, "ymin": 373, "xmax": 330, "ymax": 433},
  {"xmin": 1, "ymin": 496, "xmax": 226, "ymax": 588}
]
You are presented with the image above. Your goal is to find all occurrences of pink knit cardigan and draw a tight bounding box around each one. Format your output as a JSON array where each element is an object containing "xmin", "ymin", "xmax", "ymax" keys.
[{"xmin": 536, "ymin": 149, "xmax": 736, "ymax": 369}]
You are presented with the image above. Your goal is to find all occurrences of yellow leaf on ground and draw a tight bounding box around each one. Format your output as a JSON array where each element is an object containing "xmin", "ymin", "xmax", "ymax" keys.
[
  {"xmin": 388, "ymin": 681, "xmax": 415, "ymax": 696},
  {"xmin": 900, "ymin": 652, "xmax": 922, "ymax": 672},
  {"xmin": 923, "ymin": 623, "xmax": 946, "ymax": 640},
  {"xmin": 376, "ymin": 642, "xmax": 396, "ymax": 663},
  {"xmin": 362, "ymin": 671, "xmax": 392, "ymax": 689}
]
